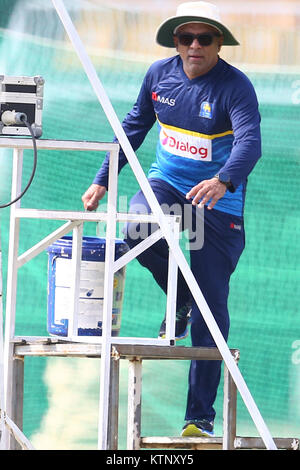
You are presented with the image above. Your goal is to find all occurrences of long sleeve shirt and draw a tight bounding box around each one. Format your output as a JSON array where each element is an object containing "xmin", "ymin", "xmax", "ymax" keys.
[{"xmin": 93, "ymin": 56, "xmax": 261, "ymax": 217}]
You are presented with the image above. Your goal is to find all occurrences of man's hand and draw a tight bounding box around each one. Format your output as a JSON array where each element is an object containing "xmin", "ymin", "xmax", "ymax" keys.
[
  {"xmin": 81, "ymin": 184, "xmax": 107, "ymax": 211},
  {"xmin": 186, "ymin": 177, "xmax": 227, "ymax": 210}
]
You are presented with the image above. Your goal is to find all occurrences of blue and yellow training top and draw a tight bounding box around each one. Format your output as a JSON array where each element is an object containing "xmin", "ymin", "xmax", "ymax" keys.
[{"xmin": 94, "ymin": 56, "xmax": 261, "ymax": 216}]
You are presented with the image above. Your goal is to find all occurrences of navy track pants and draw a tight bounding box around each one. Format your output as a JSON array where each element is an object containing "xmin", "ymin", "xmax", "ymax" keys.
[{"xmin": 124, "ymin": 178, "xmax": 245, "ymax": 422}]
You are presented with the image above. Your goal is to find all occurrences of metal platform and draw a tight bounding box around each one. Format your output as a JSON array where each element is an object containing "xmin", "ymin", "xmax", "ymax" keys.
[{"xmin": 9, "ymin": 337, "xmax": 299, "ymax": 451}]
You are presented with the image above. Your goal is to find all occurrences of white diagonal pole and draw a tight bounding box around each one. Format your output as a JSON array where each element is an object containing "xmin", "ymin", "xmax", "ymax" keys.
[{"xmin": 52, "ymin": 0, "xmax": 277, "ymax": 450}]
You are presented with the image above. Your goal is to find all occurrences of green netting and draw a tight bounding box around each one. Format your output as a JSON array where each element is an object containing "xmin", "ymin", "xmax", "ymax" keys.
[{"xmin": 0, "ymin": 0, "xmax": 299, "ymax": 449}]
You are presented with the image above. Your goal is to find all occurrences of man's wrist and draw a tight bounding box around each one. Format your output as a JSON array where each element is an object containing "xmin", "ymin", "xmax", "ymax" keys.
[{"xmin": 214, "ymin": 172, "xmax": 235, "ymax": 193}]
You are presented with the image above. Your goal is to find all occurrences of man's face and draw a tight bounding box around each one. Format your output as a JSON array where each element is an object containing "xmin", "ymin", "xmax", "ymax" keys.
[{"xmin": 173, "ymin": 23, "xmax": 223, "ymax": 79}]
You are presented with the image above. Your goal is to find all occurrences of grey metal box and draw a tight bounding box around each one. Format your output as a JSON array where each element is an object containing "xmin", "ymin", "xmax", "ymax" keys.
[{"xmin": 0, "ymin": 75, "xmax": 44, "ymax": 137}]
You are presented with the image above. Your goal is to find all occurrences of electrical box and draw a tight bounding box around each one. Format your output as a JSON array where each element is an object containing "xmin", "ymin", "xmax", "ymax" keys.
[{"xmin": 0, "ymin": 75, "xmax": 44, "ymax": 137}]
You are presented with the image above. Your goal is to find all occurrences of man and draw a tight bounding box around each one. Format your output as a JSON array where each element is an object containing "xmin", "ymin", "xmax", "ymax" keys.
[{"xmin": 82, "ymin": 2, "xmax": 261, "ymax": 437}]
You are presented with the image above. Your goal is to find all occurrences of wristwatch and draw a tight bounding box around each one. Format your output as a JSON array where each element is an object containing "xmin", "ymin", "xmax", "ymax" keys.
[{"xmin": 214, "ymin": 171, "xmax": 235, "ymax": 193}]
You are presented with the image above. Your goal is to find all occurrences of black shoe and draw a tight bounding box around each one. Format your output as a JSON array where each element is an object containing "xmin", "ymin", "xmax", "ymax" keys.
[
  {"xmin": 181, "ymin": 419, "xmax": 215, "ymax": 437},
  {"xmin": 158, "ymin": 303, "xmax": 192, "ymax": 340}
]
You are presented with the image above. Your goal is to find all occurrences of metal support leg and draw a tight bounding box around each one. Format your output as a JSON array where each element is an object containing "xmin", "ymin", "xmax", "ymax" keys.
[
  {"xmin": 127, "ymin": 358, "xmax": 142, "ymax": 450},
  {"xmin": 3, "ymin": 148, "xmax": 23, "ymax": 449},
  {"xmin": 10, "ymin": 356, "xmax": 24, "ymax": 450},
  {"xmin": 98, "ymin": 147, "xmax": 119, "ymax": 449},
  {"xmin": 0, "ymin": 229, "xmax": 4, "ymax": 449},
  {"xmin": 223, "ymin": 363, "xmax": 237, "ymax": 450},
  {"xmin": 107, "ymin": 357, "xmax": 120, "ymax": 450}
]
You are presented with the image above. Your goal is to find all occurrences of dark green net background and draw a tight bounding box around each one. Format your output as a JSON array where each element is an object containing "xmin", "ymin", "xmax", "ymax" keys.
[{"xmin": 0, "ymin": 0, "xmax": 299, "ymax": 449}]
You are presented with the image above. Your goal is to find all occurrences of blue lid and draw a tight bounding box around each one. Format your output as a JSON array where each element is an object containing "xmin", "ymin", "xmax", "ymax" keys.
[{"xmin": 46, "ymin": 236, "xmax": 129, "ymax": 260}]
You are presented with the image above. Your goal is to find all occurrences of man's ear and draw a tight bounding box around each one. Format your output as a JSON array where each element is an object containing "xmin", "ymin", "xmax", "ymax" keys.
[
  {"xmin": 173, "ymin": 35, "xmax": 178, "ymax": 50},
  {"xmin": 218, "ymin": 35, "xmax": 224, "ymax": 52}
]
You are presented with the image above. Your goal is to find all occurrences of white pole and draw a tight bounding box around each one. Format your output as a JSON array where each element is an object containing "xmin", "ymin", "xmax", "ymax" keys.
[
  {"xmin": 97, "ymin": 146, "xmax": 118, "ymax": 449},
  {"xmin": 68, "ymin": 223, "xmax": 83, "ymax": 337},
  {"xmin": 0, "ymin": 226, "xmax": 5, "ymax": 449},
  {"xmin": 3, "ymin": 148, "xmax": 23, "ymax": 449},
  {"xmin": 51, "ymin": 0, "xmax": 277, "ymax": 450},
  {"xmin": 165, "ymin": 217, "xmax": 180, "ymax": 342}
]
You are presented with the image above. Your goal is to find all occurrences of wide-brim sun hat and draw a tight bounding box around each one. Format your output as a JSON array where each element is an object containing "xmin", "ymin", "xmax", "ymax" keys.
[{"xmin": 156, "ymin": 1, "xmax": 239, "ymax": 47}]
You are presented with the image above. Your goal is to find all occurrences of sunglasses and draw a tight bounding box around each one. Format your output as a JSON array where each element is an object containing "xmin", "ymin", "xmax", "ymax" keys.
[{"xmin": 176, "ymin": 32, "xmax": 220, "ymax": 47}]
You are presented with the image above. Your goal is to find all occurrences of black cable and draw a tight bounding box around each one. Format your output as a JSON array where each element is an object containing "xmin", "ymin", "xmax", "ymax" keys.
[{"xmin": 0, "ymin": 117, "xmax": 37, "ymax": 209}]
